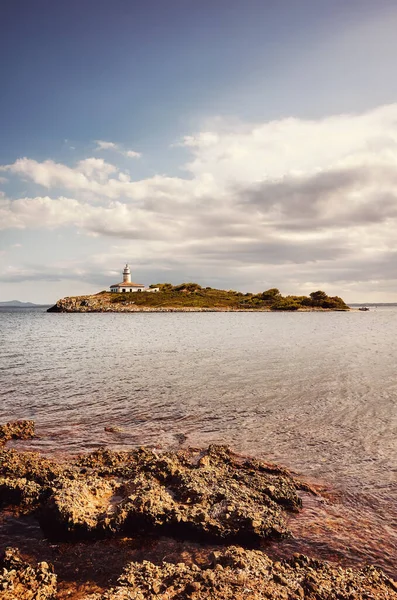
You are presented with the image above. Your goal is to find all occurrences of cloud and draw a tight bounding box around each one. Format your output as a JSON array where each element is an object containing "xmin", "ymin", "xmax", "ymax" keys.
[
  {"xmin": 0, "ymin": 195, "xmax": 178, "ymax": 242},
  {"xmin": 95, "ymin": 140, "xmax": 142, "ymax": 159},
  {"xmin": 77, "ymin": 158, "xmax": 118, "ymax": 181},
  {"xmin": 241, "ymin": 165, "xmax": 397, "ymax": 230},
  {"xmin": 125, "ymin": 150, "xmax": 141, "ymax": 159},
  {"xmin": 182, "ymin": 104, "xmax": 397, "ymax": 182},
  {"xmin": 2, "ymin": 104, "xmax": 397, "ymax": 297},
  {"xmin": 1, "ymin": 157, "xmax": 187, "ymax": 201},
  {"xmin": 0, "ymin": 262, "xmax": 103, "ymax": 284},
  {"xmin": 95, "ymin": 140, "xmax": 118, "ymax": 151},
  {"xmin": 2, "ymin": 157, "xmax": 118, "ymax": 193}
]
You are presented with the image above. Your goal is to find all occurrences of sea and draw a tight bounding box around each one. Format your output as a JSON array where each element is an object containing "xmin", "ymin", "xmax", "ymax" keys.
[{"xmin": 0, "ymin": 306, "xmax": 396, "ymax": 576}]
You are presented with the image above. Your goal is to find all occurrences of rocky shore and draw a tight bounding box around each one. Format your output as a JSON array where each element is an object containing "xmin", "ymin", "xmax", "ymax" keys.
[
  {"xmin": 48, "ymin": 296, "xmax": 272, "ymax": 312},
  {"xmin": 47, "ymin": 293, "xmax": 348, "ymax": 313},
  {"xmin": 0, "ymin": 421, "xmax": 395, "ymax": 599},
  {"xmin": 0, "ymin": 548, "xmax": 56, "ymax": 600}
]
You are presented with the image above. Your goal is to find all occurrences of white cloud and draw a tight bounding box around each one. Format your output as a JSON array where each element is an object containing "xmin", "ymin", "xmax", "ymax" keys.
[
  {"xmin": 182, "ymin": 104, "xmax": 397, "ymax": 183},
  {"xmin": 0, "ymin": 195, "xmax": 178, "ymax": 242},
  {"xmin": 76, "ymin": 158, "xmax": 118, "ymax": 181},
  {"xmin": 95, "ymin": 140, "xmax": 118, "ymax": 151},
  {"xmin": 1, "ymin": 156, "xmax": 204, "ymax": 202},
  {"xmin": 2, "ymin": 158, "xmax": 103, "ymax": 192},
  {"xmin": 2, "ymin": 104, "xmax": 397, "ymax": 298},
  {"xmin": 125, "ymin": 150, "xmax": 141, "ymax": 158},
  {"xmin": 95, "ymin": 140, "xmax": 142, "ymax": 159}
]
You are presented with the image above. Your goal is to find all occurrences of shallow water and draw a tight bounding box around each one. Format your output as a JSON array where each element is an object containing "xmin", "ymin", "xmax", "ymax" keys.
[{"xmin": 0, "ymin": 306, "xmax": 396, "ymax": 576}]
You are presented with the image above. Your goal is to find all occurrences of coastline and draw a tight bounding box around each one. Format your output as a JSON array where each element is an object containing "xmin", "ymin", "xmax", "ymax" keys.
[
  {"xmin": 47, "ymin": 293, "xmax": 351, "ymax": 313},
  {"xmin": 0, "ymin": 421, "xmax": 395, "ymax": 599},
  {"xmin": 49, "ymin": 306, "xmax": 351, "ymax": 313},
  {"xmin": 47, "ymin": 288, "xmax": 351, "ymax": 313}
]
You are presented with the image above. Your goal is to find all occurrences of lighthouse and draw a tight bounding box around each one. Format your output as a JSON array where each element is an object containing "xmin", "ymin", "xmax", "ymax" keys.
[
  {"xmin": 109, "ymin": 264, "xmax": 160, "ymax": 293},
  {"xmin": 123, "ymin": 264, "xmax": 131, "ymax": 284}
]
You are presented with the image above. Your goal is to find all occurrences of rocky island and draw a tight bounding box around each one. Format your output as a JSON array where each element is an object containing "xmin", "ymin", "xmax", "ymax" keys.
[
  {"xmin": 48, "ymin": 284, "xmax": 349, "ymax": 313},
  {"xmin": 1, "ymin": 421, "xmax": 396, "ymax": 599}
]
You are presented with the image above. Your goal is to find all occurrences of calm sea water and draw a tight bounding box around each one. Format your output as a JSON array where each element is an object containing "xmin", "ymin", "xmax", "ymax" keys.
[{"xmin": 0, "ymin": 306, "xmax": 396, "ymax": 574}]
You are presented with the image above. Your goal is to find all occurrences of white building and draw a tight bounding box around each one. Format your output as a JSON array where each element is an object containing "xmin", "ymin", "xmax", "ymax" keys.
[{"xmin": 110, "ymin": 264, "xmax": 159, "ymax": 293}]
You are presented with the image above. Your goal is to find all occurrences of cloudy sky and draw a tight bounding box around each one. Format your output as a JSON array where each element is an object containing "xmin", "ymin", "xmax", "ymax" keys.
[{"xmin": 2, "ymin": 0, "xmax": 397, "ymax": 303}]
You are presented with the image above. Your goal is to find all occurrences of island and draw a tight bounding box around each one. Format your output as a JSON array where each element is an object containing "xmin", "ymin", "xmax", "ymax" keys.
[{"xmin": 48, "ymin": 284, "xmax": 349, "ymax": 313}]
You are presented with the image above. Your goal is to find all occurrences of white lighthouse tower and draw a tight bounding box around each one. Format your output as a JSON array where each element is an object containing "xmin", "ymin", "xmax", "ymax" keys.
[
  {"xmin": 109, "ymin": 264, "xmax": 159, "ymax": 293},
  {"xmin": 122, "ymin": 264, "xmax": 131, "ymax": 284}
]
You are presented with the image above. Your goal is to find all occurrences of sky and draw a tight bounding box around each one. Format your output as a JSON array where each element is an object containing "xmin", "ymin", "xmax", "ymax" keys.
[{"xmin": 1, "ymin": 0, "xmax": 397, "ymax": 303}]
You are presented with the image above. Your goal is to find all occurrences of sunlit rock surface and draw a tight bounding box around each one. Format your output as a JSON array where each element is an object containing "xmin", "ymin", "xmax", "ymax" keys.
[
  {"xmin": 84, "ymin": 546, "xmax": 397, "ymax": 600},
  {"xmin": 0, "ymin": 547, "xmax": 56, "ymax": 600}
]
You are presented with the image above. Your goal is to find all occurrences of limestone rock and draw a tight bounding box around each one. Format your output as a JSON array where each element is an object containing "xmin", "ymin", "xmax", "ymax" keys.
[
  {"xmin": 0, "ymin": 448, "xmax": 65, "ymax": 513},
  {"xmin": 0, "ymin": 477, "xmax": 42, "ymax": 509},
  {"xmin": 82, "ymin": 546, "xmax": 397, "ymax": 599},
  {"xmin": 0, "ymin": 447, "xmax": 66, "ymax": 485},
  {"xmin": 0, "ymin": 421, "xmax": 35, "ymax": 446},
  {"xmin": 42, "ymin": 476, "xmax": 121, "ymax": 539},
  {"xmin": 0, "ymin": 547, "xmax": 56, "ymax": 600},
  {"xmin": 41, "ymin": 445, "xmax": 300, "ymax": 543}
]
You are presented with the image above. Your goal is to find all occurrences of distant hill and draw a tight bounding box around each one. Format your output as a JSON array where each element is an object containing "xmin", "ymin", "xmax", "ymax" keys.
[{"xmin": 0, "ymin": 300, "xmax": 44, "ymax": 307}]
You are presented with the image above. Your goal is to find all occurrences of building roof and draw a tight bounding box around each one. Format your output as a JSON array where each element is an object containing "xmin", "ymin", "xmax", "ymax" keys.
[{"xmin": 110, "ymin": 282, "xmax": 145, "ymax": 288}]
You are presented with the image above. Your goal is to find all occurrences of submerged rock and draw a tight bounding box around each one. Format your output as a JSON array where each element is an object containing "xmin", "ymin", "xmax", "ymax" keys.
[
  {"xmin": 83, "ymin": 545, "xmax": 397, "ymax": 599},
  {"xmin": 0, "ymin": 547, "xmax": 56, "ymax": 599},
  {"xmin": 104, "ymin": 426, "xmax": 124, "ymax": 434},
  {"xmin": 0, "ymin": 421, "xmax": 35, "ymax": 446}
]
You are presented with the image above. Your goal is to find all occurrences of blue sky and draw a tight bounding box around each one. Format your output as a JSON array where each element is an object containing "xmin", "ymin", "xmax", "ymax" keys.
[{"xmin": 2, "ymin": 0, "xmax": 397, "ymax": 302}]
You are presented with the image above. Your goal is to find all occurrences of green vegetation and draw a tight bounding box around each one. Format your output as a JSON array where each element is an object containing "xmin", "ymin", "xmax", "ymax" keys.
[{"xmin": 105, "ymin": 283, "xmax": 349, "ymax": 310}]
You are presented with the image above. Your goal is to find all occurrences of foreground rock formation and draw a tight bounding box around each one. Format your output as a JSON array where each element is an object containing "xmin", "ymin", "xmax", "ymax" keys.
[
  {"xmin": 1, "ymin": 435, "xmax": 301, "ymax": 543},
  {"xmin": 85, "ymin": 546, "xmax": 397, "ymax": 600},
  {"xmin": 0, "ymin": 420, "xmax": 35, "ymax": 446},
  {"xmin": 0, "ymin": 547, "xmax": 56, "ymax": 600},
  {"xmin": 0, "ymin": 421, "xmax": 396, "ymax": 599}
]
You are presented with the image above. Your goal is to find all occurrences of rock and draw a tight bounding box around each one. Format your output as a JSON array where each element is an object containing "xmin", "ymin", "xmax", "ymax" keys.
[
  {"xmin": 174, "ymin": 433, "xmax": 188, "ymax": 445},
  {"xmin": 75, "ymin": 448, "xmax": 138, "ymax": 477},
  {"xmin": 104, "ymin": 426, "xmax": 124, "ymax": 434},
  {"xmin": 41, "ymin": 444, "xmax": 300, "ymax": 543},
  {"xmin": 0, "ymin": 448, "xmax": 65, "ymax": 513},
  {"xmin": 0, "ymin": 547, "xmax": 56, "ymax": 599},
  {"xmin": 0, "ymin": 421, "xmax": 35, "ymax": 446},
  {"xmin": 0, "ymin": 477, "xmax": 42, "ymax": 510},
  {"xmin": 41, "ymin": 476, "xmax": 121, "ymax": 539},
  {"xmin": 0, "ymin": 428, "xmax": 302, "ymax": 544},
  {"xmin": 0, "ymin": 448, "xmax": 63, "ymax": 485},
  {"xmin": 81, "ymin": 546, "xmax": 397, "ymax": 599}
]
